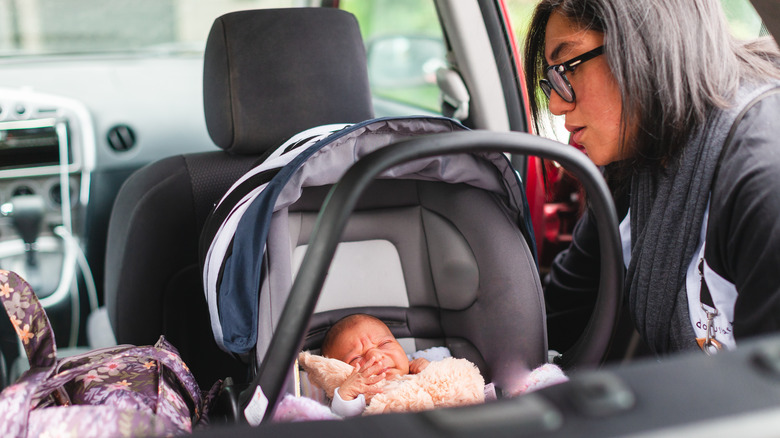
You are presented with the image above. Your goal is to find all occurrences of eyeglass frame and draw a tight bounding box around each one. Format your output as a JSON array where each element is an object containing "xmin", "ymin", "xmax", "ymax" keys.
[{"xmin": 539, "ymin": 45, "xmax": 604, "ymax": 103}]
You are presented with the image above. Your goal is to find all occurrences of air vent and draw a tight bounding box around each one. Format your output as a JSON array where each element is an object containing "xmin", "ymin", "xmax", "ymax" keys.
[
  {"xmin": 49, "ymin": 183, "xmax": 75, "ymax": 207},
  {"xmin": 106, "ymin": 124, "xmax": 136, "ymax": 152},
  {"xmin": 12, "ymin": 185, "xmax": 34, "ymax": 197}
]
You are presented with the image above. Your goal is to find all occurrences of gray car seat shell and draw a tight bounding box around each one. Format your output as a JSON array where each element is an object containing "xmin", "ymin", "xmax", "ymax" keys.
[
  {"xmin": 252, "ymin": 130, "xmax": 623, "ymax": 421},
  {"xmin": 104, "ymin": 7, "xmax": 374, "ymax": 388},
  {"xmin": 201, "ymin": 116, "xmax": 547, "ymax": 400}
]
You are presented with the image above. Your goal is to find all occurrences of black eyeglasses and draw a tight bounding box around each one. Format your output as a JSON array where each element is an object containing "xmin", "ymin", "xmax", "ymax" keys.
[{"xmin": 539, "ymin": 46, "xmax": 604, "ymax": 103}]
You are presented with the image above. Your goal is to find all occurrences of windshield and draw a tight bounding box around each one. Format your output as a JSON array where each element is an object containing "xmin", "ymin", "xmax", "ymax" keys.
[{"xmin": 0, "ymin": 0, "xmax": 302, "ymax": 58}]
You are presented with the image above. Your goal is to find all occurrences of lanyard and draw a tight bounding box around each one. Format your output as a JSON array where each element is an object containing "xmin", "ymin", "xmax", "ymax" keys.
[{"xmin": 696, "ymin": 259, "xmax": 722, "ymax": 355}]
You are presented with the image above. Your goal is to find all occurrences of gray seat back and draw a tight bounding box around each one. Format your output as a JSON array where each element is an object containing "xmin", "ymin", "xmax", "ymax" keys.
[{"xmin": 104, "ymin": 7, "xmax": 374, "ymax": 388}]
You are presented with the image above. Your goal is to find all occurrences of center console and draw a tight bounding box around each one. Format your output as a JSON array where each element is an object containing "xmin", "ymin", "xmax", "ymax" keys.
[{"xmin": 0, "ymin": 88, "xmax": 95, "ymax": 307}]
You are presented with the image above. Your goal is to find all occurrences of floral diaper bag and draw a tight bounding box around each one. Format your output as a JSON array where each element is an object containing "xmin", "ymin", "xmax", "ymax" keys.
[{"xmin": 0, "ymin": 270, "xmax": 220, "ymax": 437}]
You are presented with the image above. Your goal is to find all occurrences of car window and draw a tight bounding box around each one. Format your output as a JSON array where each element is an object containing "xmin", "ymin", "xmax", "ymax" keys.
[
  {"xmin": 722, "ymin": 0, "xmax": 767, "ymax": 38},
  {"xmin": 0, "ymin": 0, "xmax": 306, "ymax": 57},
  {"xmin": 0, "ymin": 0, "xmax": 445, "ymax": 118},
  {"xmin": 339, "ymin": 0, "xmax": 445, "ymax": 116}
]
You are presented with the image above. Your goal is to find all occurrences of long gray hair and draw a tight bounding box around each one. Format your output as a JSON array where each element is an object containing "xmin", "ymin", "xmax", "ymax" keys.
[{"xmin": 523, "ymin": 0, "xmax": 780, "ymax": 166}]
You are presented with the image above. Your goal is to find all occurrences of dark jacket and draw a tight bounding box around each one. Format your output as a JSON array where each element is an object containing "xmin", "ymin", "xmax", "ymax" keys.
[{"xmin": 545, "ymin": 92, "xmax": 780, "ymax": 352}]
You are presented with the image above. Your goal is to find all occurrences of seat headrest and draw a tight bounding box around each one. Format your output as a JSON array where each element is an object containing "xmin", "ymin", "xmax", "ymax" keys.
[{"xmin": 203, "ymin": 8, "xmax": 374, "ymax": 155}]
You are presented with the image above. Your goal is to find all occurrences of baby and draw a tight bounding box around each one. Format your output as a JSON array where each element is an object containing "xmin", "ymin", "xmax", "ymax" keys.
[{"xmin": 321, "ymin": 314, "xmax": 430, "ymax": 417}]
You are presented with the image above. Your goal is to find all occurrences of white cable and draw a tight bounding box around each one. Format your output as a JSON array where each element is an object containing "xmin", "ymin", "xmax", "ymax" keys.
[
  {"xmin": 38, "ymin": 231, "xmax": 77, "ymax": 309},
  {"xmin": 68, "ymin": 265, "xmax": 79, "ymax": 348},
  {"xmin": 41, "ymin": 119, "xmax": 99, "ymax": 347},
  {"xmin": 57, "ymin": 118, "xmax": 79, "ymax": 347},
  {"xmin": 56, "ymin": 121, "xmax": 72, "ymax": 232},
  {"xmin": 50, "ymin": 226, "xmax": 99, "ymax": 347},
  {"xmin": 53, "ymin": 226, "xmax": 98, "ymax": 311}
]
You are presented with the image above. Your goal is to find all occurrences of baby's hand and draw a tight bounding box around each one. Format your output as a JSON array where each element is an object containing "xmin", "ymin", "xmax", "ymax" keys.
[
  {"xmin": 338, "ymin": 357, "xmax": 386, "ymax": 402},
  {"xmin": 409, "ymin": 358, "xmax": 430, "ymax": 374}
]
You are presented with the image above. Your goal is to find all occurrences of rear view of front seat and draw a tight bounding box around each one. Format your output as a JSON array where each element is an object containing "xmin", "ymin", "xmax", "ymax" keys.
[{"xmin": 103, "ymin": 7, "xmax": 375, "ymax": 387}]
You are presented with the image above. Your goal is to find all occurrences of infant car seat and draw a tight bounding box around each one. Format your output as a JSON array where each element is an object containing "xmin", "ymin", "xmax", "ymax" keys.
[
  {"xmin": 238, "ymin": 128, "xmax": 623, "ymax": 424},
  {"xmin": 200, "ymin": 115, "xmax": 548, "ymax": 416},
  {"xmin": 103, "ymin": 7, "xmax": 375, "ymax": 388},
  {"xmin": 201, "ymin": 114, "xmax": 546, "ymax": 385}
]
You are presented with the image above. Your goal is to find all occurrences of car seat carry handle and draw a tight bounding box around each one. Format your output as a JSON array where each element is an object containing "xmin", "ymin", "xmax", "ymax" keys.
[{"xmin": 246, "ymin": 130, "xmax": 624, "ymax": 423}]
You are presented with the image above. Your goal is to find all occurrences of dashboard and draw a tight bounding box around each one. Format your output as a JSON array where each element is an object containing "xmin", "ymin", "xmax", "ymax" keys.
[
  {"xmin": 0, "ymin": 88, "xmax": 93, "ymax": 307},
  {"xmin": 0, "ymin": 54, "xmax": 219, "ymax": 307},
  {"xmin": 0, "ymin": 48, "xmax": 428, "ymax": 319}
]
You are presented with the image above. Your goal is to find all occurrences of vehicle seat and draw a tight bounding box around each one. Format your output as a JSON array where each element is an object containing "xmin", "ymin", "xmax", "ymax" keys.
[{"xmin": 103, "ymin": 7, "xmax": 374, "ymax": 388}]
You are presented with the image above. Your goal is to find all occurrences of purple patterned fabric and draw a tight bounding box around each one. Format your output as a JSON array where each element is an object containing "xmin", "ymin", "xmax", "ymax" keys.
[{"xmin": 0, "ymin": 270, "xmax": 220, "ymax": 437}]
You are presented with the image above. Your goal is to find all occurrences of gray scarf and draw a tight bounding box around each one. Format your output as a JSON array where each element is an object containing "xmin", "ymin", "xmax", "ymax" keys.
[{"xmin": 627, "ymin": 82, "xmax": 775, "ymax": 354}]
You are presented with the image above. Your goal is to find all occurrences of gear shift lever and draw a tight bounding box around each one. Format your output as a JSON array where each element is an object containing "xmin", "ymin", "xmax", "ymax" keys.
[{"xmin": 2, "ymin": 195, "xmax": 46, "ymax": 267}]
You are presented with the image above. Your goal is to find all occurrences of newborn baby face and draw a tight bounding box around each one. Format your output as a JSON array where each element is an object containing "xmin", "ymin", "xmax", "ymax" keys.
[{"xmin": 328, "ymin": 317, "xmax": 410, "ymax": 379}]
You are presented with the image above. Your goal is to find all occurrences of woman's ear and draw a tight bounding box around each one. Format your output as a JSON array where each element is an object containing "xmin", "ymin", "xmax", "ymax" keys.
[{"xmin": 298, "ymin": 351, "xmax": 354, "ymax": 398}]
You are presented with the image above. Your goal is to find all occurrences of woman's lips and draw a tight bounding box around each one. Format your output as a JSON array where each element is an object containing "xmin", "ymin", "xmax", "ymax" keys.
[{"xmin": 570, "ymin": 126, "xmax": 585, "ymax": 146}]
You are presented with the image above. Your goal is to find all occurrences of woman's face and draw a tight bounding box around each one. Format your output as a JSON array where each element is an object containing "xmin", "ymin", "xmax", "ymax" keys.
[{"xmin": 544, "ymin": 11, "xmax": 624, "ymax": 166}]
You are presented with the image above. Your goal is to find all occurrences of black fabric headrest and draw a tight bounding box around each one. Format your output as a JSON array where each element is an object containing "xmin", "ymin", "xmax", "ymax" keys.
[{"xmin": 203, "ymin": 8, "xmax": 374, "ymax": 154}]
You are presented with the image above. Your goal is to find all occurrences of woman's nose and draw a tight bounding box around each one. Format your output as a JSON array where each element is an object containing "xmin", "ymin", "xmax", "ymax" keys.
[{"xmin": 547, "ymin": 91, "xmax": 575, "ymax": 116}]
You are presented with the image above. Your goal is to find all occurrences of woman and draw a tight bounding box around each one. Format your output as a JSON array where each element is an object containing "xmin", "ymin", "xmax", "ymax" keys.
[{"xmin": 524, "ymin": 0, "xmax": 780, "ymax": 355}]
